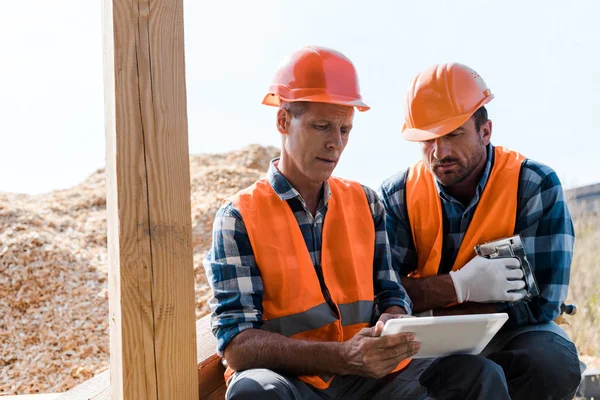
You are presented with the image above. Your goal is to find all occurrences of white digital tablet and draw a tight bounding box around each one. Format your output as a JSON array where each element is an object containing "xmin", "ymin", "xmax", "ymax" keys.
[{"xmin": 380, "ymin": 313, "xmax": 509, "ymax": 359}]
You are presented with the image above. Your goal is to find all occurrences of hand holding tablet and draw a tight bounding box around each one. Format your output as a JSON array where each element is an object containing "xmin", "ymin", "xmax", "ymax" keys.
[{"xmin": 380, "ymin": 313, "xmax": 509, "ymax": 358}]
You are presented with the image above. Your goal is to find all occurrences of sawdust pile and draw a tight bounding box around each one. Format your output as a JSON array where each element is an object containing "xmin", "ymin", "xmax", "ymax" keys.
[{"xmin": 0, "ymin": 145, "xmax": 279, "ymax": 395}]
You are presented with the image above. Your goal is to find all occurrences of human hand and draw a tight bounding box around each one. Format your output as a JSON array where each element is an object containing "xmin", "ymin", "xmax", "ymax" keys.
[
  {"xmin": 340, "ymin": 321, "xmax": 419, "ymax": 378},
  {"xmin": 449, "ymin": 256, "xmax": 527, "ymax": 303},
  {"xmin": 377, "ymin": 306, "xmax": 413, "ymax": 325}
]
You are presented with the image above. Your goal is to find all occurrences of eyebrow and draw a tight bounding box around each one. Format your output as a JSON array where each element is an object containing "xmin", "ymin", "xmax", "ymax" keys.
[{"xmin": 310, "ymin": 119, "xmax": 353, "ymax": 128}]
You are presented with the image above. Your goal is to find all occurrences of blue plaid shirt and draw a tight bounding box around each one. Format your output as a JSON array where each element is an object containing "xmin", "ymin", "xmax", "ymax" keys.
[
  {"xmin": 379, "ymin": 143, "xmax": 575, "ymax": 328},
  {"xmin": 204, "ymin": 159, "xmax": 411, "ymax": 355}
]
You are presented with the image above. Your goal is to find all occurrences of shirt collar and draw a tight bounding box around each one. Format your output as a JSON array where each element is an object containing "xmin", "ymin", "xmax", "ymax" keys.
[
  {"xmin": 436, "ymin": 143, "xmax": 494, "ymax": 205},
  {"xmin": 267, "ymin": 158, "xmax": 331, "ymax": 205}
]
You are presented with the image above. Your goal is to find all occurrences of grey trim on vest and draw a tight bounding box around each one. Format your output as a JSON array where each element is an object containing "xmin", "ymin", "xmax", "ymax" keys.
[
  {"xmin": 262, "ymin": 302, "xmax": 338, "ymax": 337},
  {"xmin": 261, "ymin": 300, "xmax": 374, "ymax": 337},
  {"xmin": 340, "ymin": 300, "xmax": 374, "ymax": 326}
]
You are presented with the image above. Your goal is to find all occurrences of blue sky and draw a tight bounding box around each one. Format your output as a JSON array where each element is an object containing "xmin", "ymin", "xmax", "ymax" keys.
[{"xmin": 1, "ymin": 0, "xmax": 598, "ymax": 194}]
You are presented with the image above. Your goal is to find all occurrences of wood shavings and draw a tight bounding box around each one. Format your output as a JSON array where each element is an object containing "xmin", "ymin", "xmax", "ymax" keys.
[{"xmin": 0, "ymin": 145, "xmax": 279, "ymax": 395}]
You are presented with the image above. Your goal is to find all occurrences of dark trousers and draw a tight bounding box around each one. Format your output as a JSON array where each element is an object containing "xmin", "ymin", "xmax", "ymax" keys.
[
  {"xmin": 227, "ymin": 355, "xmax": 510, "ymax": 400},
  {"xmin": 227, "ymin": 331, "xmax": 581, "ymax": 400},
  {"xmin": 485, "ymin": 331, "xmax": 582, "ymax": 400}
]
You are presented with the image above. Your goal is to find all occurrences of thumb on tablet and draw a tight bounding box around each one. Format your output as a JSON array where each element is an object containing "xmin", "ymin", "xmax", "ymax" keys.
[
  {"xmin": 364, "ymin": 321, "xmax": 384, "ymax": 337},
  {"xmin": 374, "ymin": 321, "xmax": 384, "ymax": 336}
]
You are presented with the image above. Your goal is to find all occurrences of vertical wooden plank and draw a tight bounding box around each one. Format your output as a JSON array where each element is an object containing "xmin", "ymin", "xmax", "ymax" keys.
[{"xmin": 102, "ymin": 0, "xmax": 198, "ymax": 398}]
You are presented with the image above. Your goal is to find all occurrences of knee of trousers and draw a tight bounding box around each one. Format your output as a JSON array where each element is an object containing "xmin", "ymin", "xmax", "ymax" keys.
[
  {"xmin": 226, "ymin": 368, "xmax": 295, "ymax": 400},
  {"xmin": 424, "ymin": 354, "xmax": 506, "ymax": 387},
  {"xmin": 450, "ymin": 354, "xmax": 507, "ymax": 384},
  {"xmin": 515, "ymin": 343, "xmax": 582, "ymax": 395}
]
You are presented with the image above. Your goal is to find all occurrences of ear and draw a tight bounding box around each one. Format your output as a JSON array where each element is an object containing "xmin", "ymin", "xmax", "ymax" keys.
[
  {"xmin": 481, "ymin": 119, "xmax": 493, "ymax": 145},
  {"xmin": 276, "ymin": 108, "xmax": 291, "ymax": 135}
]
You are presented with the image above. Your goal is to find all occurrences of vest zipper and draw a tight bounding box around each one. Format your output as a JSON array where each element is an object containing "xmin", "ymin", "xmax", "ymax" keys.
[{"xmin": 310, "ymin": 220, "xmax": 340, "ymax": 320}]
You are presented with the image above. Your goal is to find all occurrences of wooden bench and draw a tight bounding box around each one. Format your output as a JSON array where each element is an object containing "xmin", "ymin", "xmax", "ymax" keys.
[
  {"xmin": 196, "ymin": 316, "xmax": 227, "ymax": 399},
  {"xmin": 56, "ymin": 315, "xmax": 226, "ymax": 399}
]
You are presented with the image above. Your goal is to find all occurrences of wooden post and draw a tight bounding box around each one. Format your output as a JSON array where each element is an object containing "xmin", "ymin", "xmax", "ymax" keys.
[{"xmin": 102, "ymin": 0, "xmax": 198, "ymax": 398}]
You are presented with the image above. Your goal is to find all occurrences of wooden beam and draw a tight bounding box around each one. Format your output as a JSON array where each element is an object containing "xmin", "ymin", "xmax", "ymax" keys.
[
  {"xmin": 55, "ymin": 371, "xmax": 110, "ymax": 400},
  {"xmin": 102, "ymin": 0, "xmax": 198, "ymax": 398}
]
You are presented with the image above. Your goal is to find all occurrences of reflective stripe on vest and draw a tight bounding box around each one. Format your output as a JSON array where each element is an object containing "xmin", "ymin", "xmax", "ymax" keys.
[
  {"xmin": 261, "ymin": 302, "xmax": 338, "ymax": 336},
  {"xmin": 226, "ymin": 176, "xmax": 385, "ymax": 389},
  {"xmin": 262, "ymin": 300, "xmax": 374, "ymax": 337},
  {"xmin": 406, "ymin": 146, "xmax": 525, "ymax": 278},
  {"xmin": 339, "ymin": 300, "xmax": 374, "ymax": 326}
]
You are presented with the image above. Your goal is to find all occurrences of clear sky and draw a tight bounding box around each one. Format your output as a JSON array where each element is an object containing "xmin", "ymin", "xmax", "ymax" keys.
[{"xmin": 1, "ymin": 0, "xmax": 598, "ymax": 194}]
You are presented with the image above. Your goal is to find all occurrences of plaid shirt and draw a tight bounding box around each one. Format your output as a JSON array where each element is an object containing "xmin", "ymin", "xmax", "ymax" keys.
[
  {"xmin": 204, "ymin": 159, "xmax": 411, "ymax": 355},
  {"xmin": 379, "ymin": 143, "xmax": 575, "ymax": 328}
]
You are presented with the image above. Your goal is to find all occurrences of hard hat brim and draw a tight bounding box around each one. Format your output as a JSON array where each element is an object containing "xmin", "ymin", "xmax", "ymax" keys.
[
  {"xmin": 401, "ymin": 112, "xmax": 472, "ymax": 142},
  {"xmin": 402, "ymin": 93, "xmax": 494, "ymax": 142},
  {"xmin": 262, "ymin": 93, "xmax": 370, "ymax": 112}
]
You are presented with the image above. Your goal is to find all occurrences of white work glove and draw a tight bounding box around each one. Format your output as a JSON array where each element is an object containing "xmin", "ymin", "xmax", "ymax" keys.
[{"xmin": 449, "ymin": 256, "xmax": 527, "ymax": 303}]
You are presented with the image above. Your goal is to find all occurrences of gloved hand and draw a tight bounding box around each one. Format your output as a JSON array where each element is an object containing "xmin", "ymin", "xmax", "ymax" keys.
[{"xmin": 449, "ymin": 256, "xmax": 527, "ymax": 303}]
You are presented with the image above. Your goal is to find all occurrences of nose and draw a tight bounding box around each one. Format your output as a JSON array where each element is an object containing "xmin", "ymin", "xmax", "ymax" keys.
[
  {"xmin": 326, "ymin": 130, "xmax": 344, "ymax": 150},
  {"xmin": 431, "ymin": 137, "xmax": 451, "ymax": 161}
]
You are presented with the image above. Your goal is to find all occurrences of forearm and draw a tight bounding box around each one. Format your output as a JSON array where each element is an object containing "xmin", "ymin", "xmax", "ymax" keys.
[
  {"xmin": 400, "ymin": 275, "xmax": 458, "ymax": 313},
  {"xmin": 370, "ymin": 187, "xmax": 414, "ymax": 315},
  {"xmin": 224, "ymin": 329, "xmax": 347, "ymax": 376}
]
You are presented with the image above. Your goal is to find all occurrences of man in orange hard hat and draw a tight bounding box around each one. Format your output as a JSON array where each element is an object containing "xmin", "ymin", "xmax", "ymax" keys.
[
  {"xmin": 204, "ymin": 48, "xmax": 510, "ymax": 399},
  {"xmin": 380, "ymin": 63, "xmax": 583, "ymax": 400}
]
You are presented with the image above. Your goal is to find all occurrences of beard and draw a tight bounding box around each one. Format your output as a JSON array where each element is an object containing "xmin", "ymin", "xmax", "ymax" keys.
[{"xmin": 427, "ymin": 144, "xmax": 487, "ymax": 187}]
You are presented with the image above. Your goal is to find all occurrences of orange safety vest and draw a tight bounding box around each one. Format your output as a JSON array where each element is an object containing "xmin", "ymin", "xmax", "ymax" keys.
[
  {"xmin": 406, "ymin": 146, "xmax": 526, "ymax": 278},
  {"xmin": 226, "ymin": 176, "xmax": 410, "ymax": 389}
]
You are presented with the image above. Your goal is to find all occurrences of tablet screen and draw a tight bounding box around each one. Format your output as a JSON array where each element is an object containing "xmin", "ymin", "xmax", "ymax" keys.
[{"xmin": 380, "ymin": 313, "xmax": 508, "ymax": 358}]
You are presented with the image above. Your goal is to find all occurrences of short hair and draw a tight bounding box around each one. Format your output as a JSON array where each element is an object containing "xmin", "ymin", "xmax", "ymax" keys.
[
  {"xmin": 280, "ymin": 101, "xmax": 308, "ymax": 118},
  {"xmin": 473, "ymin": 106, "xmax": 488, "ymax": 132}
]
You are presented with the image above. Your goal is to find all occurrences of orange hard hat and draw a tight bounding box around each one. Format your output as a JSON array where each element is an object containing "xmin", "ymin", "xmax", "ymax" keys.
[
  {"xmin": 262, "ymin": 46, "xmax": 370, "ymax": 112},
  {"xmin": 402, "ymin": 63, "xmax": 494, "ymax": 142}
]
